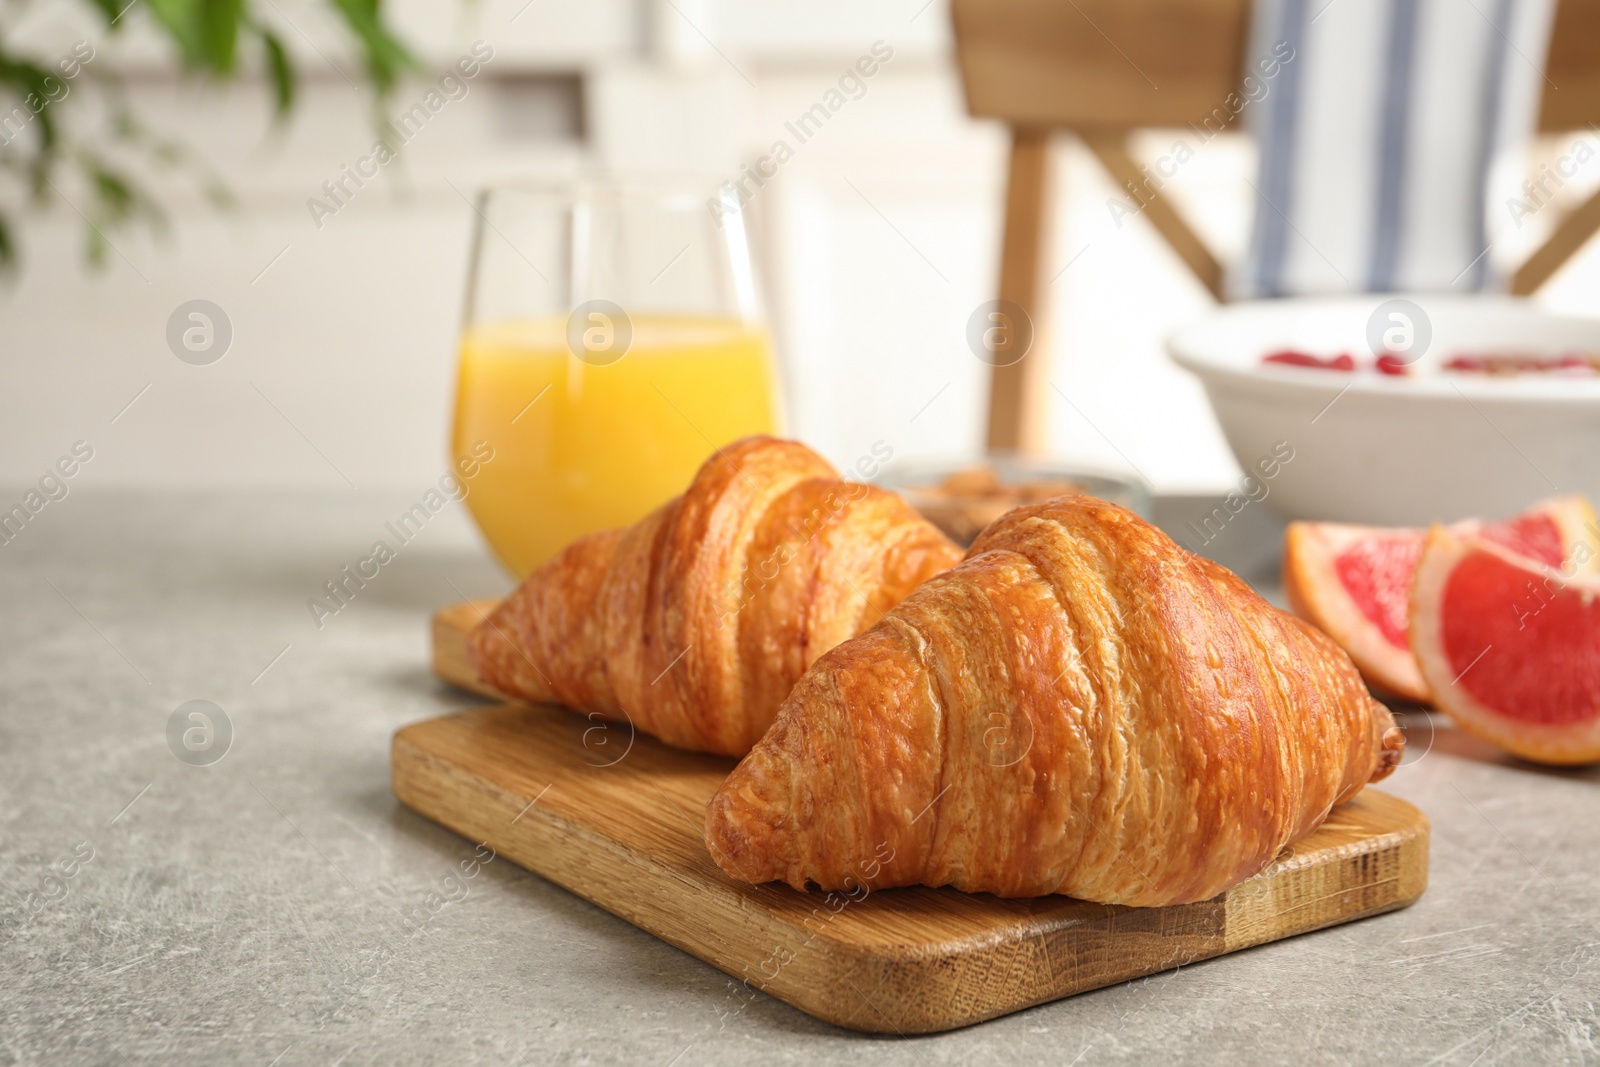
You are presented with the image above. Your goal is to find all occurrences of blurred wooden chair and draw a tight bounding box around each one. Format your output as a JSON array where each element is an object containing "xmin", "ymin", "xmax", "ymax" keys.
[{"xmin": 952, "ymin": 0, "xmax": 1600, "ymax": 451}]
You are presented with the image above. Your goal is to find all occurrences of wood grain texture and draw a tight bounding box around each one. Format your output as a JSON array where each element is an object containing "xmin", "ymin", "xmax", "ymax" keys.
[
  {"xmin": 432, "ymin": 599, "xmax": 501, "ymax": 699},
  {"xmin": 953, "ymin": 0, "xmax": 1599, "ymax": 131},
  {"xmin": 987, "ymin": 128, "xmax": 1054, "ymax": 453},
  {"xmin": 407, "ymin": 603, "xmax": 1429, "ymax": 1034},
  {"xmin": 951, "ymin": 0, "xmax": 1600, "ymax": 299},
  {"xmin": 1084, "ymin": 133, "xmax": 1226, "ymax": 301},
  {"xmin": 950, "ymin": 0, "xmax": 1250, "ymax": 129},
  {"xmin": 1512, "ymin": 185, "xmax": 1600, "ymax": 295},
  {"xmin": 1541, "ymin": 0, "xmax": 1600, "ymax": 132}
]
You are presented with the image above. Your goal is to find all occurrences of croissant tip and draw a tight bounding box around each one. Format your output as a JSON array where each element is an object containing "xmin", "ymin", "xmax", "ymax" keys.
[
  {"xmin": 1375, "ymin": 724, "xmax": 1406, "ymax": 779},
  {"xmin": 703, "ymin": 799, "xmax": 766, "ymax": 886},
  {"xmin": 467, "ymin": 607, "xmax": 507, "ymax": 672},
  {"xmin": 468, "ymin": 597, "xmax": 553, "ymax": 704}
]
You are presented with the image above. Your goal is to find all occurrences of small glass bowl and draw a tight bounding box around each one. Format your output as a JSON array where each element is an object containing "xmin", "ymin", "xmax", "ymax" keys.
[{"xmin": 877, "ymin": 453, "xmax": 1153, "ymax": 547}]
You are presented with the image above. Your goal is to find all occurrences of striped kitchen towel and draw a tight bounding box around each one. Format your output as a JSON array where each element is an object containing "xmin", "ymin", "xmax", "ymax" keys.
[{"xmin": 1235, "ymin": 0, "xmax": 1556, "ymax": 297}]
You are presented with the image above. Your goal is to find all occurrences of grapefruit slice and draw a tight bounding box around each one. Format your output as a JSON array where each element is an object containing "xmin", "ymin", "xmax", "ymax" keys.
[
  {"xmin": 1411, "ymin": 528, "xmax": 1600, "ymax": 764},
  {"xmin": 1283, "ymin": 495, "xmax": 1598, "ymax": 703}
]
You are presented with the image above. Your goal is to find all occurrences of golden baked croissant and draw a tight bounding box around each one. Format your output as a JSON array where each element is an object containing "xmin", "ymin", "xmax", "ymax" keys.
[
  {"xmin": 705, "ymin": 496, "xmax": 1403, "ymax": 906},
  {"xmin": 470, "ymin": 436, "xmax": 963, "ymax": 757}
]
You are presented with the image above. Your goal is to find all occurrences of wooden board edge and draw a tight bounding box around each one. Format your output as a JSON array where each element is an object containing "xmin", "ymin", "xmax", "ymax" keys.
[
  {"xmin": 431, "ymin": 599, "xmax": 503, "ymax": 699},
  {"xmin": 393, "ymin": 723, "xmax": 935, "ymax": 1030},
  {"xmin": 391, "ymin": 725, "xmax": 900, "ymax": 1028},
  {"xmin": 1224, "ymin": 803, "xmax": 1430, "ymax": 954},
  {"xmin": 392, "ymin": 715, "xmax": 1174, "ymax": 1033},
  {"xmin": 867, "ymin": 794, "xmax": 1432, "ymax": 1033},
  {"xmin": 392, "ymin": 716, "xmax": 1431, "ymax": 1035}
]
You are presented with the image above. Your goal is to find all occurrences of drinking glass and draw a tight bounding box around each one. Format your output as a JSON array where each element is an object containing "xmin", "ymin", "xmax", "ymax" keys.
[{"xmin": 452, "ymin": 174, "xmax": 781, "ymax": 577}]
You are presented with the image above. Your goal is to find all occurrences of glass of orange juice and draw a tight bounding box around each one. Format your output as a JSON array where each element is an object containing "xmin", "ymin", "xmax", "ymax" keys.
[{"xmin": 452, "ymin": 174, "xmax": 782, "ymax": 577}]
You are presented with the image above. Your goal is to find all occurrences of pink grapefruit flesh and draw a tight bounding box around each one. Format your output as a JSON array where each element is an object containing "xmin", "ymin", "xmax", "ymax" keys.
[
  {"xmin": 1331, "ymin": 533, "xmax": 1422, "ymax": 651},
  {"xmin": 1411, "ymin": 529, "xmax": 1600, "ymax": 764},
  {"xmin": 1283, "ymin": 495, "xmax": 1598, "ymax": 704},
  {"xmin": 1479, "ymin": 509, "xmax": 1570, "ymax": 566}
]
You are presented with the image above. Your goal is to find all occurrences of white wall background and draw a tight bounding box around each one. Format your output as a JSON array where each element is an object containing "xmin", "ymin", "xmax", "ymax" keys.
[{"xmin": 4, "ymin": 0, "xmax": 1599, "ymax": 494}]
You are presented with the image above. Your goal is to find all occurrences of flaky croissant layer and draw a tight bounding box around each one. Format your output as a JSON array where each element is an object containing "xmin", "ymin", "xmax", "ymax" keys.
[
  {"xmin": 705, "ymin": 497, "xmax": 1403, "ymax": 906},
  {"xmin": 470, "ymin": 437, "xmax": 962, "ymax": 757}
]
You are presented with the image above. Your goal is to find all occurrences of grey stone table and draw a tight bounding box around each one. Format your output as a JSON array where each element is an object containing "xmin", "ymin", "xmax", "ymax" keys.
[{"xmin": 3, "ymin": 489, "xmax": 1597, "ymax": 1066}]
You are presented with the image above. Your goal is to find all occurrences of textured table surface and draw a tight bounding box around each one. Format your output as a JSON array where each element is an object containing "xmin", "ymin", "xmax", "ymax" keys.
[{"xmin": 2, "ymin": 489, "xmax": 1597, "ymax": 1066}]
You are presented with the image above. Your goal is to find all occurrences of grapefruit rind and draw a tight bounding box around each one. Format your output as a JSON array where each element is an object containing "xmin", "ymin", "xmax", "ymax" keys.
[
  {"xmin": 1410, "ymin": 528, "xmax": 1600, "ymax": 766},
  {"xmin": 1542, "ymin": 494, "xmax": 1600, "ymax": 576}
]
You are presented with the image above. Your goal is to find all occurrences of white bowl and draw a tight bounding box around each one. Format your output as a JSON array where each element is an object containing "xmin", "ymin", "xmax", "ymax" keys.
[{"xmin": 1167, "ymin": 296, "xmax": 1600, "ymax": 526}]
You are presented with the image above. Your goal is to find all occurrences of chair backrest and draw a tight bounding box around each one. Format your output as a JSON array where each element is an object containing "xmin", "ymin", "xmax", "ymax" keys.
[
  {"xmin": 952, "ymin": 0, "xmax": 1251, "ymax": 131},
  {"xmin": 953, "ymin": 0, "xmax": 1600, "ymax": 451},
  {"xmin": 1541, "ymin": 0, "xmax": 1600, "ymax": 129},
  {"xmin": 953, "ymin": 0, "xmax": 1600, "ymax": 133}
]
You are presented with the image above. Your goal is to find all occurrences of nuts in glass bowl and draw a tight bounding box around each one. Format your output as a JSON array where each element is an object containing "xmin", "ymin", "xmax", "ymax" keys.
[{"xmin": 883, "ymin": 456, "xmax": 1151, "ymax": 547}]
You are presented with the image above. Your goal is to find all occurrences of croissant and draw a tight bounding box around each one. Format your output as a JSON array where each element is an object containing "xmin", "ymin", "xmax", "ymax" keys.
[
  {"xmin": 705, "ymin": 496, "xmax": 1404, "ymax": 906},
  {"xmin": 470, "ymin": 436, "xmax": 963, "ymax": 757}
]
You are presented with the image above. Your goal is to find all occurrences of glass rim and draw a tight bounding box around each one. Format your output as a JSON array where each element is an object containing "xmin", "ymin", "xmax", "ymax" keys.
[
  {"xmin": 473, "ymin": 169, "xmax": 735, "ymax": 208},
  {"xmin": 458, "ymin": 167, "xmax": 766, "ymax": 328}
]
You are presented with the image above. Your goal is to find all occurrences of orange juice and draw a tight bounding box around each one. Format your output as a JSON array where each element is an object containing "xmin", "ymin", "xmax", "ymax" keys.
[{"xmin": 452, "ymin": 315, "xmax": 779, "ymax": 576}]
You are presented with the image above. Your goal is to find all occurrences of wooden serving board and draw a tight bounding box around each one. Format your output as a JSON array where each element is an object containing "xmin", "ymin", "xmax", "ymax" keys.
[
  {"xmin": 399, "ymin": 601, "xmax": 1430, "ymax": 1034},
  {"xmin": 430, "ymin": 599, "xmax": 505, "ymax": 699}
]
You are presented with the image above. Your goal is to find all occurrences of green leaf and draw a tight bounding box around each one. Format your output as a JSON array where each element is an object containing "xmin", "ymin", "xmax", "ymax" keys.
[
  {"xmin": 141, "ymin": 0, "xmax": 245, "ymax": 73},
  {"xmin": 203, "ymin": 177, "xmax": 235, "ymax": 210},
  {"xmin": 0, "ymin": 0, "xmax": 417, "ymax": 275},
  {"xmin": 0, "ymin": 54, "xmax": 63, "ymax": 151},
  {"xmin": 79, "ymin": 152, "xmax": 171, "ymax": 235},
  {"xmin": 260, "ymin": 30, "xmax": 294, "ymax": 116},
  {"xmin": 85, "ymin": 221, "xmax": 108, "ymax": 267},
  {"xmin": 144, "ymin": 0, "xmax": 204, "ymax": 66},
  {"xmin": 90, "ymin": 166, "xmax": 136, "ymax": 220},
  {"xmin": 327, "ymin": 0, "xmax": 419, "ymax": 97},
  {"xmin": 198, "ymin": 0, "xmax": 244, "ymax": 74}
]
